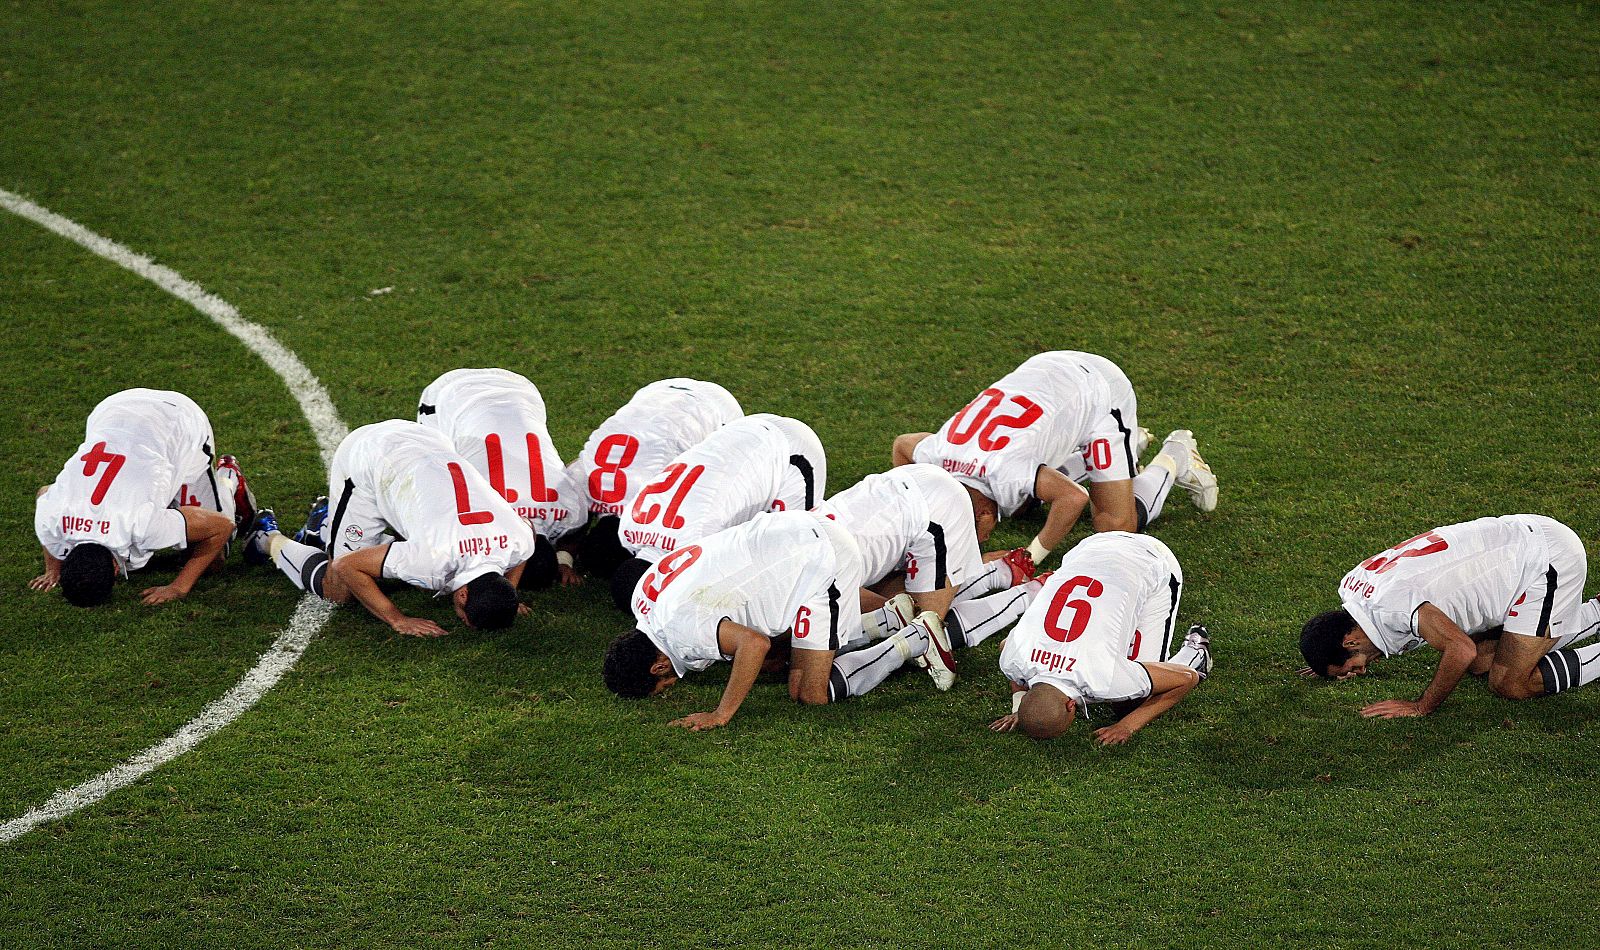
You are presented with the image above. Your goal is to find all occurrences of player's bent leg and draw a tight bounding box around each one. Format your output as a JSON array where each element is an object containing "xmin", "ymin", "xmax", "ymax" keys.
[
  {"xmin": 788, "ymin": 648, "xmax": 836, "ymax": 705},
  {"xmin": 948, "ymin": 584, "xmax": 1036, "ymax": 649},
  {"xmin": 1488, "ymin": 631, "xmax": 1557, "ymax": 700},
  {"xmin": 825, "ymin": 620, "xmax": 938, "ymax": 701},
  {"xmin": 1088, "ymin": 480, "xmax": 1138, "ymax": 533},
  {"xmin": 1535, "ymin": 638, "xmax": 1600, "ymax": 697},
  {"xmin": 861, "ymin": 592, "xmax": 916, "ymax": 641},
  {"xmin": 910, "ymin": 585, "xmax": 957, "ymax": 622}
]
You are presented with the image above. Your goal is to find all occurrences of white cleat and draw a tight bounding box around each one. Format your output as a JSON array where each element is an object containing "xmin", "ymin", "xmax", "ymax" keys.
[
  {"xmin": 1135, "ymin": 425, "xmax": 1153, "ymax": 460},
  {"xmin": 910, "ymin": 610, "xmax": 957, "ymax": 691},
  {"xmin": 883, "ymin": 593, "xmax": 917, "ymax": 634},
  {"xmin": 1164, "ymin": 429, "xmax": 1218, "ymax": 513},
  {"xmin": 1177, "ymin": 623, "xmax": 1213, "ymax": 679}
]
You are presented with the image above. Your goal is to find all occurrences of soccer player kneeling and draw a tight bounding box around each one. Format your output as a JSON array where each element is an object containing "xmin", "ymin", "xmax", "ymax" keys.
[
  {"xmin": 1299, "ymin": 514, "xmax": 1600, "ymax": 716},
  {"xmin": 990, "ymin": 533, "xmax": 1212, "ymax": 745},
  {"xmin": 247, "ymin": 420, "xmax": 536, "ymax": 637},
  {"xmin": 602, "ymin": 511, "xmax": 958, "ymax": 730},
  {"xmin": 32, "ymin": 388, "xmax": 257, "ymax": 606}
]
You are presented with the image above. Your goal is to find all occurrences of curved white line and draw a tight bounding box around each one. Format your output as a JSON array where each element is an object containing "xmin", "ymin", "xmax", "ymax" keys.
[{"xmin": 0, "ymin": 187, "xmax": 347, "ymax": 843}]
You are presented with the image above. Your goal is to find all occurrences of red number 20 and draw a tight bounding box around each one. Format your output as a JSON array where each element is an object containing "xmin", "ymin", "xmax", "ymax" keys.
[
  {"xmin": 1043, "ymin": 575, "xmax": 1104, "ymax": 643},
  {"xmin": 945, "ymin": 388, "xmax": 1043, "ymax": 451}
]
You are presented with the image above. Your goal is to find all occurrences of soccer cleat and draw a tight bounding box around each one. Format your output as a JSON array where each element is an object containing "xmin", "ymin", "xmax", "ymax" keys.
[
  {"xmin": 1134, "ymin": 425, "xmax": 1153, "ymax": 460},
  {"xmin": 243, "ymin": 508, "xmax": 279, "ymax": 567},
  {"xmin": 910, "ymin": 610, "xmax": 957, "ymax": 691},
  {"xmin": 883, "ymin": 593, "xmax": 917, "ymax": 634},
  {"xmin": 1163, "ymin": 430, "xmax": 1219, "ymax": 513},
  {"xmin": 1178, "ymin": 623, "xmax": 1213, "ymax": 679},
  {"xmin": 216, "ymin": 455, "xmax": 257, "ymax": 530},
  {"xmin": 999, "ymin": 547, "xmax": 1037, "ymax": 586},
  {"xmin": 294, "ymin": 495, "xmax": 330, "ymax": 547}
]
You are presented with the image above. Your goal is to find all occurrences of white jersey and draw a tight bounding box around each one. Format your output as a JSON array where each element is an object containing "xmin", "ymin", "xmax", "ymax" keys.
[
  {"xmin": 618, "ymin": 416, "xmax": 793, "ymax": 561},
  {"xmin": 569, "ymin": 378, "xmax": 743, "ymax": 516},
  {"xmin": 1338, "ymin": 515, "xmax": 1581, "ymax": 657},
  {"xmin": 1000, "ymin": 533, "xmax": 1184, "ymax": 704},
  {"xmin": 818, "ymin": 463, "xmax": 983, "ymax": 594},
  {"xmin": 35, "ymin": 389, "xmax": 216, "ymax": 570},
  {"xmin": 633, "ymin": 512, "xmax": 864, "ymax": 676},
  {"xmin": 416, "ymin": 368, "xmax": 585, "ymax": 542},
  {"xmin": 913, "ymin": 351, "xmax": 1132, "ymax": 517},
  {"xmin": 324, "ymin": 420, "xmax": 537, "ymax": 592}
]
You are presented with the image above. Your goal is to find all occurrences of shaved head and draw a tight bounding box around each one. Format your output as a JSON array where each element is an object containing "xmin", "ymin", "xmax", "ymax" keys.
[{"xmin": 1017, "ymin": 684, "xmax": 1076, "ymax": 740}]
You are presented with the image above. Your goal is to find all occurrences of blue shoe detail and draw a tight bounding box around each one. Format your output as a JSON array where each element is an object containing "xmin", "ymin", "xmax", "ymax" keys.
[
  {"xmin": 243, "ymin": 508, "xmax": 279, "ymax": 566},
  {"xmin": 294, "ymin": 495, "xmax": 329, "ymax": 547}
]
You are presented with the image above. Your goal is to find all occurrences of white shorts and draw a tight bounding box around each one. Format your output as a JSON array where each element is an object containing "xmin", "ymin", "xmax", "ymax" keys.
[
  {"xmin": 1505, "ymin": 515, "xmax": 1589, "ymax": 645},
  {"xmin": 905, "ymin": 473, "xmax": 984, "ymax": 595},
  {"xmin": 320, "ymin": 439, "xmax": 394, "ymax": 557},
  {"xmin": 1078, "ymin": 356, "xmax": 1140, "ymax": 485}
]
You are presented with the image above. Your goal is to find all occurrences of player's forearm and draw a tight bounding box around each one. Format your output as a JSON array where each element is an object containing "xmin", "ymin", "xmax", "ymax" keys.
[
  {"xmin": 1418, "ymin": 645, "xmax": 1475, "ymax": 714},
  {"xmin": 41, "ymin": 547, "xmax": 61, "ymax": 574},
  {"xmin": 172, "ymin": 533, "xmax": 227, "ymax": 593},
  {"xmin": 1117, "ymin": 680, "xmax": 1192, "ymax": 736},
  {"xmin": 342, "ymin": 571, "xmax": 408, "ymax": 626},
  {"xmin": 1035, "ymin": 492, "xmax": 1086, "ymax": 552},
  {"xmin": 712, "ymin": 636, "xmax": 771, "ymax": 722}
]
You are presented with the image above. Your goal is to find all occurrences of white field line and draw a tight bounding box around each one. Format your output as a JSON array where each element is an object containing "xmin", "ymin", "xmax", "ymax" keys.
[{"xmin": 0, "ymin": 186, "xmax": 347, "ymax": 843}]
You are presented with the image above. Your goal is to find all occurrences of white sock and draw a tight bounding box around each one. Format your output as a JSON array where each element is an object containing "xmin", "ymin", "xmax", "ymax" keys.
[
  {"xmin": 955, "ymin": 558, "xmax": 1013, "ymax": 600},
  {"xmin": 1132, "ymin": 455, "xmax": 1179, "ymax": 531},
  {"xmin": 948, "ymin": 586, "xmax": 1035, "ymax": 649},
  {"xmin": 272, "ymin": 534, "xmax": 330, "ymax": 597},
  {"xmin": 1537, "ymin": 641, "xmax": 1600, "ymax": 695},
  {"xmin": 1570, "ymin": 597, "xmax": 1600, "ymax": 645},
  {"xmin": 1168, "ymin": 641, "xmax": 1210, "ymax": 678},
  {"xmin": 828, "ymin": 625, "xmax": 929, "ymax": 701},
  {"xmin": 861, "ymin": 605, "xmax": 904, "ymax": 641}
]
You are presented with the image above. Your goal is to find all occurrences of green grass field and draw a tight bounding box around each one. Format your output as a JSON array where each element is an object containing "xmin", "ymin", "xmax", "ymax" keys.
[{"xmin": 3, "ymin": 0, "xmax": 1598, "ymax": 944}]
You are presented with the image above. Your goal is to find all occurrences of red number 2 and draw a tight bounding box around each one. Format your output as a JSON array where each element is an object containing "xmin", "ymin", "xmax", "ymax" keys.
[
  {"xmin": 589, "ymin": 434, "xmax": 640, "ymax": 505},
  {"xmin": 1360, "ymin": 531, "xmax": 1449, "ymax": 575},
  {"xmin": 641, "ymin": 544, "xmax": 703, "ymax": 602},
  {"xmin": 631, "ymin": 463, "xmax": 706, "ymax": 529},
  {"xmin": 448, "ymin": 462, "xmax": 496, "ymax": 526},
  {"xmin": 80, "ymin": 441, "xmax": 127, "ymax": 505},
  {"xmin": 945, "ymin": 388, "xmax": 1043, "ymax": 451},
  {"xmin": 1043, "ymin": 575, "xmax": 1104, "ymax": 643}
]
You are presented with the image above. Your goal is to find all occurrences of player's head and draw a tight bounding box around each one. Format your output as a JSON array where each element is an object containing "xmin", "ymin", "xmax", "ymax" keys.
[
  {"xmin": 1017, "ymin": 684, "xmax": 1076, "ymax": 739},
  {"xmin": 578, "ymin": 515, "xmax": 627, "ymax": 578},
  {"xmin": 1299, "ymin": 608, "xmax": 1368, "ymax": 678},
  {"xmin": 518, "ymin": 535, "xmax": 559, "ymax": 591},
  {"xmin": 610, "ymin": 557, "xmax": 651, "ymax": 612},
  {"xmin": 60, "ymin": 543, "xmax": 117, "ymax": 607},
  {"xmin": 455, "ymin": 573, "xmax": 520, "ymax": 631},
  {"xmin": 964, "ymin": 486, "xmax": 999, "ymax": 542},
  {"xmin": 602, "ymin": 628, "xmax": 677, "ymax": 698}
]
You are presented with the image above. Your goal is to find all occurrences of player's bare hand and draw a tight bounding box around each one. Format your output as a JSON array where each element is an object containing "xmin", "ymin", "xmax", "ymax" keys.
[
  {"xmin": 668, "ymin": 711, "xmax": 729, "ymax": 732},
  {"xmin": 140, "ymin": 584, "xmax": 189, "ymax": 605},
  {"xmin": 392, "ymin": 616, "xmax": 449, "ymax": 638},
  {"xmin": 1360, "ymin": 699, "xmax": 1425, "ymax": 719},
  {"xmin": 29, "ymin": 571, "xmax": 60, "ymax": 592},
  {"xmin": 558, "ymin": 564, "xmax": 583, "ymax": 586},
  {"xmin": 989, "ymin": 714, "xmax": 1019, "ymax": 733},
  {"xmin": 1094, "ymin": 723, "xmax": 1135, "ymax": 746},
  {"xmin": 517, "ymin": 602, "xmax": 532, "ymax": 617}
]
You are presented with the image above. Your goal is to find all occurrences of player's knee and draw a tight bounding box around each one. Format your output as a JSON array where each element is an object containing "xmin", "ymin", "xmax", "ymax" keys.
[{"xmin": 1487, "ymin": 667, "xmax": 1539, "ymax": 701}]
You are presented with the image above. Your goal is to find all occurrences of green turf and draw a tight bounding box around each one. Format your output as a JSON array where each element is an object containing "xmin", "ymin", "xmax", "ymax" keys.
[{"xmin": 2, "ymin": 0, "xmax": 1598, "ymax": 945}]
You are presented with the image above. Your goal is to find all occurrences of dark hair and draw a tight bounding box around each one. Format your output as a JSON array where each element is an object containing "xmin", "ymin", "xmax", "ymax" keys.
[
  {"xmin": 463, "ymin": 573, "xmax": 520, "ymax": 631},
  {"xmin": 1300, "ymin": 608, "xmax": 1356, "ymax": 677},
  {"xmin": 610, "ymin": 557, "xmax": 652, "ymax": 613},
  {"xmin": 603, "ymin": 628, "xmax": 663, "ymax": 698},
  {"xmin": 60, "ymin": 544, "xmax": 116, "ymax": 607},
  {"xmin": 577, "ymin": 515, "xmax": 627, "ymax": 578},
  {"xmin": 518, "ymin": 535, "xmax": 559, "ymax": 591}
]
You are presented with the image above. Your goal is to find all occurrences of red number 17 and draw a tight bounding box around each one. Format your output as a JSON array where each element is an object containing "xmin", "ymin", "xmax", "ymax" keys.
[{"xmin": 448, "ymin": 462, "xmax": 496, "ymax": 526}]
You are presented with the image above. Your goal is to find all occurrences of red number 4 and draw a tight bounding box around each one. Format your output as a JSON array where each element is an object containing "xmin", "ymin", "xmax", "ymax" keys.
[{"xmin": 80, "ymin": 441, "xmax": 127, "ymax": 505}]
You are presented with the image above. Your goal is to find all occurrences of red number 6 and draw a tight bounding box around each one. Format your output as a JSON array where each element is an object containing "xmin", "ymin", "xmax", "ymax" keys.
[{"xmin": 1043, "ymin": 575, "xmax": 1104, "ymax": 643}]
